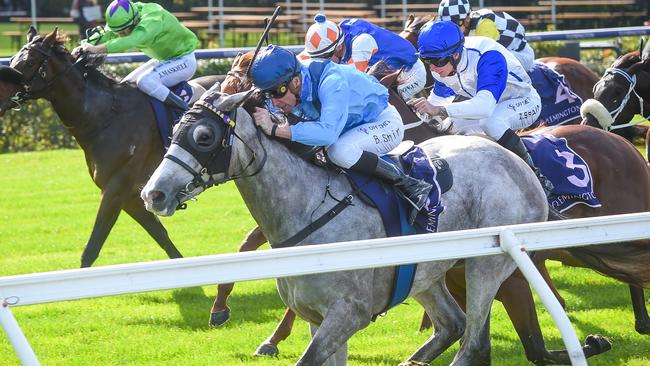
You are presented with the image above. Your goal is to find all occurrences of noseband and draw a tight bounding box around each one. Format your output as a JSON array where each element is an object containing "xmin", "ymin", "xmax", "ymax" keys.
[{"xmin": 591, "ymin": 67, "xmax": 649, "ymax": 130}]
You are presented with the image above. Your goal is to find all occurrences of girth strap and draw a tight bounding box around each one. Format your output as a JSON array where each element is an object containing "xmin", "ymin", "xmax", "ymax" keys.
[{"xmin": 271, "ymin": 194, "xmax": 354, "ymax": 249}]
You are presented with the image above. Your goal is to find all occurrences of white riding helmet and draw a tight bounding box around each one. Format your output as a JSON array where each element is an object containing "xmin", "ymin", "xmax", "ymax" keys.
[
  {"xmin": 304, "ymin": 13, "xmax": 343, "ymax": 57},
  {"xmin": 438, "ymin": 0, "xmax": 472, "ymax": 23}
]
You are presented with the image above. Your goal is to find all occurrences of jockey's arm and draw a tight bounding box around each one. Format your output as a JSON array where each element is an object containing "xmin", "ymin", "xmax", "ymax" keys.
[
  {"xmin": 290, "ymin": 74, "xmax": 350, "ymax": 146},
  {"xmin": 347, "ymin": 33, "xmax": 378, "ymax": 72},
  {"xmin": 103, "ymin": 23, "xmax": 159, "ymax": 53},
  {"xmin": 473, "ymin": 18, "xmax": 500, "ymax": 41},
  {"xmin": 445, "ymin": 51, "xmax": 506, "ymax": 120}
]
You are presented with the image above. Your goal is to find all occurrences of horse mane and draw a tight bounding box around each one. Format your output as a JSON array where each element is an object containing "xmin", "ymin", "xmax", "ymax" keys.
[
  {"xmin": 44, "ymin": 34, "xmax": 126, "ymax": 90},
  {"xmin": 612, "ymin": 51, "xmax": 641, "ymax": 69}
]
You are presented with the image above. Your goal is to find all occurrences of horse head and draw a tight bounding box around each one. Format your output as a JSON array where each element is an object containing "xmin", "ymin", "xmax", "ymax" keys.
[
  {"xmin": 221, "ymin": 51, "xmax": 255, "ymax": 95},
  {"xmin": 399, "ymin": 14, "xmax": 433, "ymax": 49},
  {"xmin": 142, "ymin": 89, "xmax": 259, "ymax": 216},
  {"xmin": 581, "ymin": 50, "xmax": 650, "ymax": 130}
]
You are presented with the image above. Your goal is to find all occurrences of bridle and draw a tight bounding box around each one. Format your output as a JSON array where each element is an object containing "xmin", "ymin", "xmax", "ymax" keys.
[
  {"xmin": 163, "ymin": 99, "xmax": 267, "ymax": 208},
  {"xmin": 590, "ymin": 67, "xmax": 650, "ymax": 131},
  {"xmin": 9, "ymin": 40, "xmax": 82, "ymax": 108}
]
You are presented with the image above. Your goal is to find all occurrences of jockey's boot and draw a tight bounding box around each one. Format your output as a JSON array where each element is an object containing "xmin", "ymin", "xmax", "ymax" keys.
[
  {"xmin": 163, "ymin": 92, "xmax": 189, "ymax": 111},
  {"xmin": 498, "ymin": 129, "xmax": 554, "ymax": 197},
  {"xmin": 351, "ymin": 151, "xmax": 433, "ymax": 224}
]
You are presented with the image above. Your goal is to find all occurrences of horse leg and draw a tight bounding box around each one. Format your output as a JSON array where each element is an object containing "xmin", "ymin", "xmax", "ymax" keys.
[
  {"xmin": 122, "ymin": 196, "xmax": 182, "ymax": 259},
  {"xmin": 306, "ymin": 323, "xmax": 348, "ymax": 366},
  {"xmin": 210, "ymin": 226, "xmax": 267, "ymax": 327},
  {"xmin": 536, "ymin": 260, "xmax": 566, "ymax": 309},
  {"xmin": 295, "ymin": 299, "xmax": 368, "ymax": 366},
  {"xmin": 630, "ymin": 285, "xmax": 650, "ymax": 334},
  {"xmin": 400, "ymin": 280, "xmax": 466, "ymax": 365},
  {"xmin": 80, "ymin": 186, "xmax": 126, "ymax": 267},
  {"xmin": 254, "ymin": 308, "xmax": 297, "ymax": 357},
  {"xmin": 451, "ymin": 255, "xmax": 517, "ymax": 366}
]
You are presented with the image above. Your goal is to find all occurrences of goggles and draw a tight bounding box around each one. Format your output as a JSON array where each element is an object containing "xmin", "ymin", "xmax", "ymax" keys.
[
  {"xmin": 420, "ymin": 55, "xmax": 453, "ymax": 68},
  {"xmin": 263, "ymin": 83, "xmax": 289, "ymax": 99}
]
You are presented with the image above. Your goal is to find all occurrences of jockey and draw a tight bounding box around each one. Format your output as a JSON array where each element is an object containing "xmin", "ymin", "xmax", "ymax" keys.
[
  {"xmin": 72, "ymin": 0, "xmax": 199, "ymax": 110},
  {"xmin": 249, "ymin": 44, "xmax": 432, "ymax": 220},
  {"xmin": 410, "ymin": 20, "xmax": 553, "ymax": 194},
  {"xmin": 302, "ymin": 14, "xmax": 426, "ymax": 99},
  {"xmin": 437, "ymin": 0, "xmax": 535, "ymax": 71}
]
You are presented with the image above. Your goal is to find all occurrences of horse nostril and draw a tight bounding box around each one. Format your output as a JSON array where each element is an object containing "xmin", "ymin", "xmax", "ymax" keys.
[{"xmin": 149, "ymin": 190, "xmax": 166, "ymax": 203}]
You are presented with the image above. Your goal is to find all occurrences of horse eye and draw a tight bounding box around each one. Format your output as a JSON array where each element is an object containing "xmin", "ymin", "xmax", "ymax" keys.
[{"xmin": 193, "ymin": 126, "xmax": 215, "ymax": 147}]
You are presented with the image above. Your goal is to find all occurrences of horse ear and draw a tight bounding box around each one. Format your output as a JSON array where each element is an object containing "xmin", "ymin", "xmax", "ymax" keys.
[
  {"xmin": 641, "ymin": 37, "xmax": 650, "ymax": 63},
  {"xmin": 405, "ymin": 14, "xmax": 415, "ymax": 28},
  {"xmin": 216, "ymin": 89, "xmax": 255, "ymax": 112},
  {"xmin": 27, "ymin": 26, "xmax": 38, "ymax": 42},
  {"xmin": 43, "ymin": 28, "xmax": 59, "ymax": 47}
]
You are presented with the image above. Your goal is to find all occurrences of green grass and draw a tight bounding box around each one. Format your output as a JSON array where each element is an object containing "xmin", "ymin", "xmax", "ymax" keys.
[{"xmin": 1, "ymin": 149, "xmax": 649, "ymax": 365}]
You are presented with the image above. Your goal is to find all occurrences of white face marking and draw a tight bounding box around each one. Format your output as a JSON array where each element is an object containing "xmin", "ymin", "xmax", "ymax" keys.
[{"xmin": 141, "ymin": 145, "xmax": 204, "ymax": 216}]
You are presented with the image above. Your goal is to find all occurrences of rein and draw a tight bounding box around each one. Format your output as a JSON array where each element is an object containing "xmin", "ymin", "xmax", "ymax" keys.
[{"xmin": 591, "ymin": 67, "xmax": 650, "ymax": 130}]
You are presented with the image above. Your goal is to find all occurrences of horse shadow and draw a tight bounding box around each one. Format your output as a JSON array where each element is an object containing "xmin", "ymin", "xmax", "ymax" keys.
[{"xmin": 129, "ymin": 285, "xmax": 285, "ymax": 330}]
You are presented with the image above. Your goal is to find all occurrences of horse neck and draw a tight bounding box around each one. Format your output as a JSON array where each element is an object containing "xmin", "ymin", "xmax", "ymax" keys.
[
  {"xmin": 45, "ymin": 60, "xmax": 122, "ymax": 139},
  {"xmin": 229, "ymin": 110, "xmax": 350, "ymax": 245}
]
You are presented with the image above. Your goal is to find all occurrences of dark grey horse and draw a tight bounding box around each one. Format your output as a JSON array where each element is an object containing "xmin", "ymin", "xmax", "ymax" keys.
[
  {"xmin": 141, "ymin": 90, "xmax": 548, "ymax": 365},
  {"xmin": 2, "ymin": 28, "xmax": 221, "ymax": 267}
]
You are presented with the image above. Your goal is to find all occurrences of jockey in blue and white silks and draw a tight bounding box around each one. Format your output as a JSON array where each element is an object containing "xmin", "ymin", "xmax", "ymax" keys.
[
  {"xmin": 410, "ymin": 20, "xmax": 553, "ymax": 194},
  {"xmin": 302, "ymin": 15, "xmax": 426, "ymax": 99},
  {"xmin": 249, "ymin": 44, "xmax": 432, "ymax": 219}
]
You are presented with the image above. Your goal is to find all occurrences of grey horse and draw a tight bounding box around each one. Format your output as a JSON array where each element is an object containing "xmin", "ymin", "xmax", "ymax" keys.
[{"xmin": 141, "ymin": 90, "xmax": 548, "ymax": 366}]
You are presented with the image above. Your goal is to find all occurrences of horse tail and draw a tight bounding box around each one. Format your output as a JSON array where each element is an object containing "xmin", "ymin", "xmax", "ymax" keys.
[{"xmin": 567, "ymin": 241, "xmax": 650, "ymax": 288}]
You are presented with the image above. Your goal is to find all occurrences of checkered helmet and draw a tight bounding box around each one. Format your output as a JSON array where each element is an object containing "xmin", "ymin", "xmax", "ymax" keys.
[
  {"xmin": 437, "ymin": 0, "xmax": 472, "ymax": 23},
  {"xmin": 304, "ymin": 13, "xmax": 343, "ymax": 57}
]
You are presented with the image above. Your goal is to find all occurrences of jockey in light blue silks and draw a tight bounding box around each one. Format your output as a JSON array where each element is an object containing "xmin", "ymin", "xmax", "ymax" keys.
[
  {"xmin": 409, "ymin": 20, "xmax": 554, "ymax": 194},
  {"xmin": 301, "ymin": 15, "xmax": 426, "ymax": 99},
  {"xmin": 250, "ymin": 45, "xmax": 432, "ymax": 218}
]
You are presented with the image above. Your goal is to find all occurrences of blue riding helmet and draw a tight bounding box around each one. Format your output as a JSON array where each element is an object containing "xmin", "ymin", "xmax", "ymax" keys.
[
  {"xmin": 250, "ymin": 45, "xmax": 301, "ymax": 92},
  {"xmin": 417, "ymin": 20, "xmax": 465, "ymax": 59}
]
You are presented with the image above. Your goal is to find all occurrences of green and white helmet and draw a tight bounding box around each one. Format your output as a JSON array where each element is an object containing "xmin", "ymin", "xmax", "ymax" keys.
[{"xmin": 105, "ymin": 0, "xmax": 139, "ymax": 32}]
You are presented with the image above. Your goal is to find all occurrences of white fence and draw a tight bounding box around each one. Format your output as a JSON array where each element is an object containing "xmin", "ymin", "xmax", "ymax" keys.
[{"xmin": 3, "ymin": 212, "xmax": 650, "ymax": 365}]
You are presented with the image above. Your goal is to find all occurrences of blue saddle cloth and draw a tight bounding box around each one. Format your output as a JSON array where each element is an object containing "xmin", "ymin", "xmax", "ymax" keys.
[
  {"xmin": 149, "ymin": 82, "xmax": 194, "ymax": 149},
  {"xmin": 348, "ymin": 145, "xmax": 445, "ymax": 237},
  {"xmin": 348, "ymin": 145, "xmax": 446, "ymax": 317},
  {"xmin": 522, "ymin": 134, "xmax": 601, "ymax": 212},
  {"xmin": 529, "ymin": 62, "xmax": 583, "ymax": 128}
]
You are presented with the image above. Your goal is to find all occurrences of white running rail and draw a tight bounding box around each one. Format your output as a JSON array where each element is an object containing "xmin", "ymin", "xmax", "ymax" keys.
[{"xmin": 3, "ymin": 212, "xmax": 650, "ymax": 365}]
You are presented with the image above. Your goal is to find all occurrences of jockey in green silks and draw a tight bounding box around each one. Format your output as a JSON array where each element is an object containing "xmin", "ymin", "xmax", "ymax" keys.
[{"xmin": 73, "ymin": 0, "xmax": 199, "ymax": 110}]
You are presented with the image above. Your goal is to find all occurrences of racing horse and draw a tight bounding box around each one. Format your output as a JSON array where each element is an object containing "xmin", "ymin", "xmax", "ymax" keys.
[
  {"xmin": 141, "ymin": 88, "xmax": 550, "ymax": 365},
  {"xmin": 210, "ymin": 52, "xmax": 650, "ymax": 365},
  {"xmin": 0, "ymin": 65, "xmax": 23, "ymax": 111},
  {"xmin": 1, "ymin": 28, "xmax": 221, "ymax": 267},
  {"xmin": 581, "ymin": 40, "xmax": 650, "ymax": 160}
]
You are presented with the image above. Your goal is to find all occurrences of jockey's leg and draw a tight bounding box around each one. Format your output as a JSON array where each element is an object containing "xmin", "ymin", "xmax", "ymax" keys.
[
  {"xmin": 479, "ymin": 94, "xmax": 554, "ymax": 195},
  {"xmin": 136, "ymin": 53, "xmax": 198, "ymax": 110},
  {"xmin": 327, "ymin": 104, "xmax": 431, "ymax": 223},
  {"xmin": 122, "ymin": 59, "xmax": 157, "ymax": 84},
  {"xmin": 514, "ymin": 44, "xmax": 535, "ymax": 72}
]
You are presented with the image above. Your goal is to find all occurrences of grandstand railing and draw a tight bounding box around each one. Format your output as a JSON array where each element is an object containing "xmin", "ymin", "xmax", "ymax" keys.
[
  {"xmin": 2, "ymin": 26, "xmax": 650, "ymax": 65},
  {"xmin": 3, "ymin": 212, "xmax": 650, "ymax": 365}
]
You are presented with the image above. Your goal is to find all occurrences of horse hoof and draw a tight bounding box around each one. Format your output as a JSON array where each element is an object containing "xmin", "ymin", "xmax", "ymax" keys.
[
  {"xmin": 209, "ymin": 309, "xmax": 230, "ymax": 327},
  {"xmin": 398, "ymin": 361, "xmax": 429, "ymax": 366},
  {"xmin": 253, "ymin": 342, "xmax": 279, "ymax": 357},
  {"xmin": 584, "ymin": 334, "xmax": 612, "ymax": 355},
  {"xmin": 635, "ymin": 322, "xmax": 650, "ymax": 334}
]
